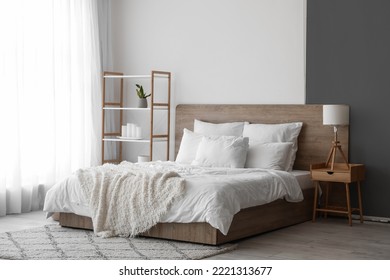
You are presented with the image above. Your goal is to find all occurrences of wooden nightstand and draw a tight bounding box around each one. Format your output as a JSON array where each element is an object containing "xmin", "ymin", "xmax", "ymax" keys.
[{"xmin": 311, "ymin": 163, "xmax": 365, "ymax": 226}]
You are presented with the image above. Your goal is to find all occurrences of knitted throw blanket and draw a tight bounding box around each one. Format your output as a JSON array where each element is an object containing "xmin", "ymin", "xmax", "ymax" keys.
[{"xmin": 76, "ymin": 162, "xmax": 185, "ymax": 238}]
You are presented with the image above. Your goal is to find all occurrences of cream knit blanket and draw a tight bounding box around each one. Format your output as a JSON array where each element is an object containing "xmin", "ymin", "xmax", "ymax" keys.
[{"xmin": 76, "ymin": 161, "xmax": 185, "ymax": 238}]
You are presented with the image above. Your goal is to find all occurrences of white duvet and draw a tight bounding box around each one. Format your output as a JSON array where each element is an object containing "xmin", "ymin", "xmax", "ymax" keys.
[{"xmin": 43, "ymin": 161, "xmax": 304, "ymax": 235}]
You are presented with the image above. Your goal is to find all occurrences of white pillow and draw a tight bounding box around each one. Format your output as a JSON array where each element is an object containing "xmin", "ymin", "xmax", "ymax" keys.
[
  {"xmin": 245, "ymin": 142, "xmax": 293, "ymax": 170},
  {"xmin": 192, "ymin": 136, "xmax": 249, "ymax": 168},
  {"xmin": 243, "ymin": 122, "xmax": 303, "ymax": 171},
  {"xmin": 194, "ymin": 119, "xmax": 246, "ymax": 137},
  {"xmin": 175, "ymin": 128, "xmax": 203, "ymax": 164}
]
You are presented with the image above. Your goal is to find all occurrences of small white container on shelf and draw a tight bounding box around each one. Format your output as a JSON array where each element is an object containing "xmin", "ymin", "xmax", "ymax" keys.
[
  {"xmin": 135, "ymin": 126, "xmax": 142, "ymax": 139},
  {"xmin": 117, "ymin": 123, "xmax": 143, "ymax": 140},
  {"xmin": 131, "ymin": 124, "xmax": 137, "ymax": 138},
  {"xmin": 126, "ymin": 123, "xmax": 135, "ymax": 138},
  {"xmin": 138, "ymin": 155, "xmax": 149, "ymax": 163},
  {"xmin": 121, "ymin": 125, "xmax": 127, "ymax": 137}
]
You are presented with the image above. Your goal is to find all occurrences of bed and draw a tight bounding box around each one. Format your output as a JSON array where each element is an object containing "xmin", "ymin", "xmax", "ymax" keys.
[{"xmin": 45, "ymin": 104, "xmax": 349, "ymax": 245}]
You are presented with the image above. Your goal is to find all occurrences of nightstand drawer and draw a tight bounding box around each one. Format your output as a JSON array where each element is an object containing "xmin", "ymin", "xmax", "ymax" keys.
[
  {"xmin": 310, "ymin": 163, "xmax": 365, "ymax": 183},
  {"xmin": 311, "ymin": 170, "xmax": 350, "ymax": 182}
]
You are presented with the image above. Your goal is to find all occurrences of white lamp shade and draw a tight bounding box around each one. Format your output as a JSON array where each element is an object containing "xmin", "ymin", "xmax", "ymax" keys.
[{"xmin": 323, "ymin": 105, "xmax": 349, "ymax": 126}]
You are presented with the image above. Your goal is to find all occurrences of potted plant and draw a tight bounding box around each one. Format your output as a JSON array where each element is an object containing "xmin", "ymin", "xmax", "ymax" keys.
[{"xmin": 136, "ymin": 84, "xmax": 151, "ymax": 108}]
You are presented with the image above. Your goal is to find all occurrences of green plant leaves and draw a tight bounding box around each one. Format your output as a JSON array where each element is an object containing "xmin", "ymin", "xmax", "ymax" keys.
[{"xmin": 135, "ymin": 84, "xmax": 149, "ymax": 99}]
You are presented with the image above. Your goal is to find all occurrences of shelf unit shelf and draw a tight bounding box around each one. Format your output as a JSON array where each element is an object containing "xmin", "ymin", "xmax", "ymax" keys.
[
  {"xmin": 103, "ymin": 75, "xmax": 151, "ymax": 78},
  {"xmin": 103, "ymin": 107, "xmax": 167, "ymax": 111},
  {"xmin": 102, "ymin": 138, "xmax": 168, "ymax": 143},
  {"xmin": 103, "ymin": 139, "xmax": 150, "ymax": 143},
  {"xmin": 103, "ymin": 74, "xmax": 168, "ymax": 78},
  {"xmin": 101, "ymin": 70, "xmax": 171, "ymax": 164}
]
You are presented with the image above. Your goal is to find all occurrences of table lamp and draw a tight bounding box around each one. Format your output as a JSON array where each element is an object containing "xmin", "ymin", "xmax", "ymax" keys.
[{"xmin": 323, "ymin": 105, "xmax": 349, "ymax": 170}]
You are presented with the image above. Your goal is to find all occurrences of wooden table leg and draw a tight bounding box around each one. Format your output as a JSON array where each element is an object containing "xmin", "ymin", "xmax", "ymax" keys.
[
  {"xmin": 345, "ymin": 183, "xmax": 352, "ymax": 226},
  {"xmin": 357, "ymin": 181, "xmax": 364, "ymax": 223},
  {"xmin": 324, "ymin": 182, "xmax": 330, "ymax": 219},
  {"xmin": 312, "ymin": 181, "xmax": 319, "ymax": 222}
]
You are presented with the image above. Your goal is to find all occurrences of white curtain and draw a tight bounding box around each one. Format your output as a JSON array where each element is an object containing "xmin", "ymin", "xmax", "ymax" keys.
[{"xmin": 0, "ymin": 0, "xmax": 102, "ymax": 216}]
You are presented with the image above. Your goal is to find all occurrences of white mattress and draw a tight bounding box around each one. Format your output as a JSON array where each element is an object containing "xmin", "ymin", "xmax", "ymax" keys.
[
  {"xmin": 290, "ymin": 170, "xmax": 312, "ymax": 190},
  {"xmin": 43, "ymin": 161, "xmax": 311, "ymax": 235}
]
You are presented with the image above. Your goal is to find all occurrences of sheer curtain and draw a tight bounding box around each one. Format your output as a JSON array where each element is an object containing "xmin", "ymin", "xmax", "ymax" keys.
[{"xmin": 0, "ymin": 0, "xmax": 102, "ymax": 216}]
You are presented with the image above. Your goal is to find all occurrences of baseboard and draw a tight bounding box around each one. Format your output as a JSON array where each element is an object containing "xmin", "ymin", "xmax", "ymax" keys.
[{"xmin": 352, "ymin": 214, "xmax": 390, "ymax": 223}]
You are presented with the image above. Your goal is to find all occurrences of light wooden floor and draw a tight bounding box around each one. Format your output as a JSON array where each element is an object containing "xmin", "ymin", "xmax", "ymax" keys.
[
  {"xmin": 1, "ymin": 211, "xmax": 389, "ymax": 259},
  {"xmin": 210, "ymin": 218, "xmax": 390, "ymax": 260}
]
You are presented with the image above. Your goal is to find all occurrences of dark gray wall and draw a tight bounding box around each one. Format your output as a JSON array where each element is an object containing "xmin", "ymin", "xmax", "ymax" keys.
[{"xmin": 306, "ymin": 0, "xmax": 390, "ymax": 218}]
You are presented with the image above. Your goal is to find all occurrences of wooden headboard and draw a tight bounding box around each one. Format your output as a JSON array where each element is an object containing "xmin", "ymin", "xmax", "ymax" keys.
[{"xmin": 175, "ymin": 104, "xmax": 349, "ymax": 171}]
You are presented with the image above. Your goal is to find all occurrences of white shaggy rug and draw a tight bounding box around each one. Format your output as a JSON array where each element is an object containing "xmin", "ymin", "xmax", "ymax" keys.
[{"xmin": 0, "ymin": 225, "xmax": 237, "ymax": 260}]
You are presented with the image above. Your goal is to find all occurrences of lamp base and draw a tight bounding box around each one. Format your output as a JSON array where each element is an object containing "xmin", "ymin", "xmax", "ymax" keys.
[{"xmin": 326, "ymin": 140, "xmax": 349, "ymax": 170}]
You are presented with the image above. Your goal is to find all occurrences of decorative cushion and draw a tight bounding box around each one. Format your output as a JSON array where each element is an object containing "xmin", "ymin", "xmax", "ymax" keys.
[
  {"xmin": 192, "ymin": 136, "xmax": 249, "ymax": 168},
  {"xmin": 194, "ymin": 119, "xmax": 246, "ymax": 137},
  {"xmin": 245, "ymin": 142, "xmax": 293, "ymax": 170},
  {"xmin": 175, "ymin": 128, "xmax": 203, "ymax": 164},
  {"xmin": 243, "ymin": 122, "xmax": 303, "ymax": 171}
]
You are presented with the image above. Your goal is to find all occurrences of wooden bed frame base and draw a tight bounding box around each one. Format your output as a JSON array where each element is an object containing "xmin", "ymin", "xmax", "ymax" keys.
[{"xmin": 59, "ymin": 188, "xmax": 314, "ymax": 245}]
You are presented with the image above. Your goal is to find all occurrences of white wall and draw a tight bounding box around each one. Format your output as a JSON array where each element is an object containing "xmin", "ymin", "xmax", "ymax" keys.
[
  {"xmin": 110, "ymin": 0, "xmax": 306, "ymax": 160},
  {"xmin": 111, "ymin": 0, "xmax": 306, "ymax": 105}
]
